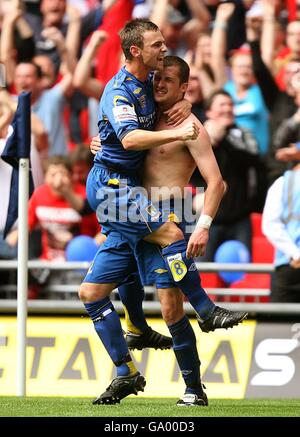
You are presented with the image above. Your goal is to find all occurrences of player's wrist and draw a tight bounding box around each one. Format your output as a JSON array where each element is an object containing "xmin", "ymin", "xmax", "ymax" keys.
[
  {"xmin": 196, "ymin": 214, "xmax": 213, "ymax": 230},
  {"xmin": 173, "ymin": 128, "xmax": 183, "ymax": 141}
]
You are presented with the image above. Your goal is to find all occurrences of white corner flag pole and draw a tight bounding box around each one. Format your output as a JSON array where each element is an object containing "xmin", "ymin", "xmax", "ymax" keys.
[{"xmin": 16, "ymin": 158, "xmax": 29, "ymax": 396}]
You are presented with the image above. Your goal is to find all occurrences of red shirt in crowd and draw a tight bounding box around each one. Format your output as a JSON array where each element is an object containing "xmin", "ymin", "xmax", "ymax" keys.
[{"xmin": 28, "ymin": 183, "xmax": 98, "ymax": 260}]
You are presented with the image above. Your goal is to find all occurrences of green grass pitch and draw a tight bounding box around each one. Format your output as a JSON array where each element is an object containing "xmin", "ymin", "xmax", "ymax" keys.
[{"xmin": 1, "ymin": 397, "xmax": 300, "ymax": 417}]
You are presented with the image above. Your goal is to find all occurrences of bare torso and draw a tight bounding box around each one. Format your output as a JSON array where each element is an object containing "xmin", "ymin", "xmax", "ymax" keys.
[{"xmin": 142, "ymin": 114, "xmax": 198, "ymax": 201}]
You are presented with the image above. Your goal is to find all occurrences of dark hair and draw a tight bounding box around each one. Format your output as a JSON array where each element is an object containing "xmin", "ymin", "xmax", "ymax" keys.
[
  {"xmin": 43, "ymin": 155, "xmax": 72, "ymax": 173},
  {"xmin": 163, "ymin": 56, "xmax": 190, "ymax": 84},
  {"xmin": 119, "ymin": 19, "xmax": 159, "ymax": 60},
  {"xmin": 69, "ymin": 143, "xmax": 94, "ymax": 167},
  {"xmin": 204, "ymin": 89, "xmax": 232, "ymax": 111},
  {"xmin": 32, "ymin": 62, "xmax": 43, "ymax": 79}
]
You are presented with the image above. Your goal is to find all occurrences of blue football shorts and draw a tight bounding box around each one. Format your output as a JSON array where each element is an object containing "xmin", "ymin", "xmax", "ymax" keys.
[
  {"xmin": 135, "ymin": 199, "xmax": 195, "ymax": 289},
  {"xmin": 86, "ymin": 163, "xmax": 164, "ymax": 248},
  {"xmin": 84, "ymin": 165, "xmax": 195, "ymax": 288},
  {"xmin": 83, "ymin": 230, "xmax": 138, "ymax": 284}
]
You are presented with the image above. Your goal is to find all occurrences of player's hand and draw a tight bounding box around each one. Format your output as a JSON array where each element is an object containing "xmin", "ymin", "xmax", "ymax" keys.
[
  {"xmin": 164, "ymin": 99, "xmax": 192, "ymax": 127},
  {"xmin": 90, "ymin": 136, "xmax": 101, "ymax": 155},
  {"xmin": 94, "ymin": 233, "xmax": 107, "ymax": 245},
  {"xmin": 186, "ymin": 228, "xmax": 209, "ymax": 259},
  {"xmin": 178, "ymin": 122, "xmax": 200, "ymax": 141}
]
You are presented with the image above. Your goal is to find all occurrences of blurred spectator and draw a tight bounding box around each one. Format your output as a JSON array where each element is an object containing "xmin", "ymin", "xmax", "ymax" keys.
[
  {"xmin": 12, "ymin": 0, "xmax": 114, "ymax": 145},
  {"xmin": 247, "ymin": 15, "xmax": 299, "ymax": 183},
  {"xmin": 287, "ymin": 0, "xmax": 298, "ymax": 21},
  {"xmin": 13, "ymin": 58, "xmax": 72, "ymax": 155},
  {"xmin": 69, "ymin": 143, "xmax": 94, "ymax": 184},
  {"xmin": 1, "ymin": 14, "xmax": 75, "ymax": 153},
  {"xmin": 194, "ymin": 89, "xmax": 259, "ymax": 262},
  {"xmin": 27, "ymin": 155, "xmax": 96, "ymax": 261},
  {"xmin": 73, "ymin": 29, "xmax": 107, "ymax": 100},
  {"xmin": 186, "ymin": 66, "xmax": 206, "ymax": 123},
  {"xmin": 24, "ymin": 154, "xmax": 99, "ymax": 298},
  {"xmin": 0, "ymin": 98, "xmax": 46, "ymax": 267},
  {"xmin": 185, "ymin": 32, "xmax": 214, "ymax": 80},
  {"xmin": 274, "ymin": 20, "xmax": 300, "ymax": 90},
  {"xmin": 20, "ymin": 0, "xmax": 105, "ymax": 74},
  {"xmin": 23, "ymin": 0, "xmax": 41, "ymax": 15},
  {"xmin": 0, "ymin": 102, "xmax": 17, "ymax": 261},
  {"xmin": 0, "ymin": 0, "xmax": 35, "ymax": 86},
  {"xmin": 0, "ymin": 0, "xmax": 79, "ymax": 86},
  {"xmin": 69, "ymin": 143, "xmax": 100, "ymax": 237},
  {"xmin": 93, "ymin": 0, "xmax": 133, "ymax": 86},
  {"xmin": 161, "ymin": 4, "xmax": 187, "ymax": 57},
  {"xmin": 273, "ymin": 88, "xmax": 300, "ymax": 169},
  {"xmin": 211, "ymin": 2, "xmax": 270, "ymax": 156},
  {"xmin": 251, "ymin": 0, "xmax": 287, "ymax": 73},
  {"xmin": 185, "ymin": 33, "xmax": 216, "ymax": 102},
  {"xmin": 262, "ymin": 160, "xmax": 300, "ymax": 302},
  {"xmin": 73, "ymin": 29, "xmax": 107, "ymax": 139},
  {"xmin": 224, "ymin": 49, "xmax": 269, "ymax": 156},
  {"xmin": 156, "ymin": 1, "xmax": 212, "ymax": 58},
  {"xmin": 33, "ymin": 54, "xmax": 56, "ymax": 89},
  {"xmin": 0, "ymin": 100, "xmax": 17, "ymax": 292},
  {"xmin": 0, "ymin": 88, "xmax": 48, "ymax": 186},
  {"xmin": 204, "ymin": 0, "xmax": 256, "ymax": 52}
]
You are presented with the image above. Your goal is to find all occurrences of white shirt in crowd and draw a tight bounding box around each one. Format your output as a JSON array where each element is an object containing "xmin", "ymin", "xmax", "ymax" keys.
[{"xmin": 262, "ymin": 176, "xmax": 300, "ymax": 262}]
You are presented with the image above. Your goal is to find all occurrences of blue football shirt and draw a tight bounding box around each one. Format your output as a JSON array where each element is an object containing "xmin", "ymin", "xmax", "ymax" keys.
[{"xmin": 95, "ymin": 67, "xmax": 156, "ymax": 171}]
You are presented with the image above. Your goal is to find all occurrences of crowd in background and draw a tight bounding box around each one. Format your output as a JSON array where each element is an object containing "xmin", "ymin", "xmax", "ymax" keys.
[{"xmin": 1, "ymin": 0, "xmax": 300, "ymax": 301}]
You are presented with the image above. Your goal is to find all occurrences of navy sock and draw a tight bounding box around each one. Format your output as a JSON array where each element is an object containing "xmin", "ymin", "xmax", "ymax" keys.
[
  {"xmin": 168, "ymin": 315, "xmax": 203, "ymax": 396},
  {"xmin": 118, "ymin": 273, "xmax": 149, "ymax": 334},
  {"xmin": 162, "ymin": 240, "xmax": 215, "ymax": 320},
  {"xmin": 84, "ymin": 297, "xmax": 137, "ymax": 377}
]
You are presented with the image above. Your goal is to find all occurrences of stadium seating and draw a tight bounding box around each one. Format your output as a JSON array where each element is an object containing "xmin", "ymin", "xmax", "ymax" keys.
[
  {"xmin": 228, "ymin": 213, "xmax": 274, "ymax": 302},
  {"xmin": 250, "ymin": 212, "xmax": 265, "ymax": 238},
  {"xmin": 200, "ymin": 272, "xmax": 225, "ymax": 301},
  {"xmin": 229, "ymin": 273, "xmax": 270, "ymax": 302}
]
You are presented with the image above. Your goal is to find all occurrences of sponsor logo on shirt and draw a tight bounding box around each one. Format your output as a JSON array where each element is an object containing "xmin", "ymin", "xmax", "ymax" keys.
[
  {"xmin": 138, "ymin": 111, "xmax": 156, "ymax": 128},
  {"xmin": 112, "ymin": 105, "xmax": 138, "ymax": 123}
]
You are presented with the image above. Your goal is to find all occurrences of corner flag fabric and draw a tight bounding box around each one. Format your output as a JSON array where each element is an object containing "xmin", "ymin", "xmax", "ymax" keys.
[{"xmin": 1, "ymin": 91, "xmax": 33, "ymax": 238}]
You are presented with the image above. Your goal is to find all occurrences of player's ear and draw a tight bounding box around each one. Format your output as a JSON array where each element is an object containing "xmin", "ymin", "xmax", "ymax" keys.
[
  {"xmin": 181, "ymin": 82, "xmax": 188, "ymax": 94},
  {"xmin": 130, "ymin": 45, "xmax": 142, "ymax": 59}
]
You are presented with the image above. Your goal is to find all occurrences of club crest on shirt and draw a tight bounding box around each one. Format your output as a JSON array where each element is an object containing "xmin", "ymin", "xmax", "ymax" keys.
[{"xmin": 145, "ymin": 204, "xmax": 161, "ymax": 221}]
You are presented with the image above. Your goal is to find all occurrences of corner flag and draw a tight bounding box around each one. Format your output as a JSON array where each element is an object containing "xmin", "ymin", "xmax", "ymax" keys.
[
  {"xmin": 1, "ymin": 91, "xmax": 32, "ymax": 396},
  {"xmin": 1, "ymin": 91, "xmax": 33, "ymax": 238}
]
